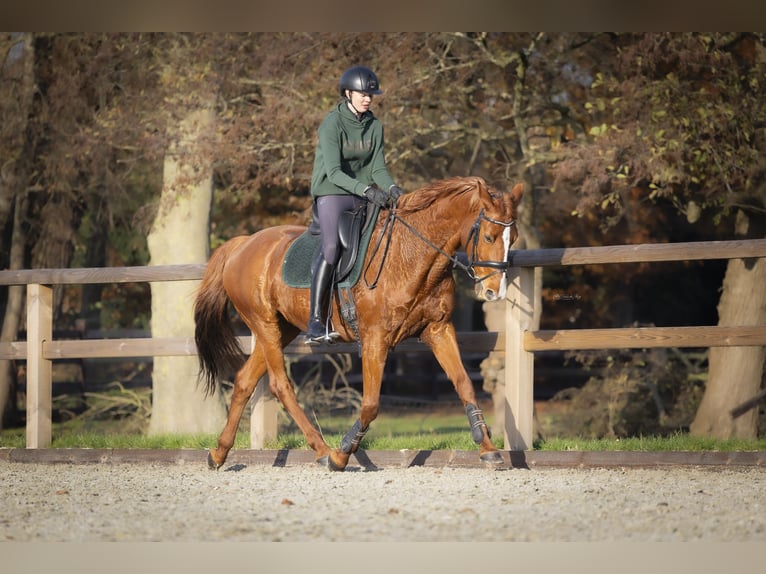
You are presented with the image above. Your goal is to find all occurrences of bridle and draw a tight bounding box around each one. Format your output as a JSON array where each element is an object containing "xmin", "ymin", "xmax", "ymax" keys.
[
  {"xmin": 462, "ymin": 210, "xmax": 517, "ymax": 282},
  {"xmin": 364, "ymin": 201, "xmax": 516, "ymax": 288}
]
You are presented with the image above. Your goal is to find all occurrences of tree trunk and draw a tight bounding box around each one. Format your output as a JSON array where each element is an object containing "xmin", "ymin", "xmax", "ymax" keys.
[
  {"xmin": 480, "ymin": 300, "xmax": 506, "ymax": 438},
  {"xmin": 80, "ymin": 192, "xmax": 109, "ymax": 331},
  {"xmin": 0, "ymin": 33, "xmax": 35, "ymax": 429},
  {"xmin": 0, "ymin": 193, "xmax": 27, "ymax": 428},
  {"xmin": 0, "ymin": 34, "xmax": 34, "ymax": 247},
  {"xmin": 691, "ymin": 207, "xmax": 766, "ymax": 438},
  {"xmin": 690, "ymin": 254, "xmax": 766, "ymax": 439},
  {"xmin": 147, "ymin": 105, "xmax": 226, "ymax": 435}
]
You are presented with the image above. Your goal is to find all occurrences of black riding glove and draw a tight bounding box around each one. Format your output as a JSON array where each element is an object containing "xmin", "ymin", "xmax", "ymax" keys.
[
  {"xmin": 388, "ymin": 185, "xmax": 404, "ymax": 203},
  {"xmin": 364, "ymin": 186, "xmax": 389, "ymax": 208}
]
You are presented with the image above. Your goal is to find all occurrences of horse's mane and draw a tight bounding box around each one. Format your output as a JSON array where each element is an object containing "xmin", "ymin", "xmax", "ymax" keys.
[{"xmin": 395, "ymin": 176, "xmax": 484, "ymax": 216}]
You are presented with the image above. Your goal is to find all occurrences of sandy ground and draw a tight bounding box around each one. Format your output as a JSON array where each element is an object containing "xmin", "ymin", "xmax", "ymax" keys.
[{"xmin": 1, "ymin": 460, "xmax": 764, "ymax": 542}]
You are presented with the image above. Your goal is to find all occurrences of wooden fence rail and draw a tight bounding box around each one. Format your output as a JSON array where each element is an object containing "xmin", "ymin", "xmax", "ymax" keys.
[
  {"xmin": 2, "ymin": 238, "xmax": 766, "ymax": 450},
  {"xmin": 502, "ymin": 238, "xmax": 766, "ymax": 450}
]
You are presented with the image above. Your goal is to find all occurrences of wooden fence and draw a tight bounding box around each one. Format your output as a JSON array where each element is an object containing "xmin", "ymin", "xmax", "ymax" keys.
[{"xmin": 2, "ymin": 238, "xmax": 766, "ymax": 450}]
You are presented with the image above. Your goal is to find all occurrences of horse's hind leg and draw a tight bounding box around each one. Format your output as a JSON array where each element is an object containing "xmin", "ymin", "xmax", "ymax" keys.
[
  {"xmin": 209, "ymin": 324, "xmax": 332, "ymax": 468},
  {"xmin": 422, "ymin": 322, "xmax": 504, "ymax": 465},
  {"xmin": 208, "ymin": 346, "xmax": 267, "ymax": 470},
  {"xmin": 254, "ymin": 326, "xmax": 333, "ymax": 464}
]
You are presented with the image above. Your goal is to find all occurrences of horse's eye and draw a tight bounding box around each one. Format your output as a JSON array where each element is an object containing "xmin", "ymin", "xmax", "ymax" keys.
[{"xmin": 483, "ymin": 234, "xmax": 493, "ymax": 243}]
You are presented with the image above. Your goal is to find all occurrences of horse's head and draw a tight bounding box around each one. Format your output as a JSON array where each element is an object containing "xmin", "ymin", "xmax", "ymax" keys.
[{"xmin": 463, "ymin": 178, "xmax": 524, "ymax": 302}]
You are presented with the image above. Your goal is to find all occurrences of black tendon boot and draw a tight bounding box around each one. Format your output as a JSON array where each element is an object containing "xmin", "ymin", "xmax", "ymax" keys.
[{"xmin": 305, "ymin": 252, "xmax": 340, "ymax": 345}]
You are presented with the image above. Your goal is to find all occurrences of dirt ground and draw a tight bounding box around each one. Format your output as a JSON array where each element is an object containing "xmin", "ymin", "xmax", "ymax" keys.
[{"xmin": 1, "ymin": 458, "xmax": 764, "ymax": 543}]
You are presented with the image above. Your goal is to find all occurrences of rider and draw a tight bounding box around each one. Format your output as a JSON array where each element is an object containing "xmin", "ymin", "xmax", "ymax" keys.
[{"xmin": 305, "ymin": 65, "xmax": 404, "ymax": 345}]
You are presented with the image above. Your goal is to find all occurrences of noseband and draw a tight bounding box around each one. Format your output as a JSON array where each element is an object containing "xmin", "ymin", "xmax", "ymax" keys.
[{"xmin": 365, "ymin": 204, "xmax": 516, "ymax": 288}]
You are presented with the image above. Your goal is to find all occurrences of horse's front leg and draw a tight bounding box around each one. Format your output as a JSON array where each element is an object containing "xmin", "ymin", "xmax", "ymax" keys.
[
  {"xmin": 327, "ymin": 341, "xmax": 388, "ymax": 471},
  {"xmin": 421, "ymin": 321, "xmax": 504, "ymax": 466}
]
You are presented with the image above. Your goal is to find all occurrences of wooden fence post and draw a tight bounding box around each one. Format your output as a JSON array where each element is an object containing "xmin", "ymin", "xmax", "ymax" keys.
[
  {"xmin": 26, "ymin": 283, "xmax": 53, "ymax": 448},
  {"xmin": 250, "ymin": 375, "xmax": 278, "ymax": 448},
  {"xmin": 504, "ymin": 267, "xmax": 535, "ymax": 450},
  {"xmin": 248, "ymin": 333, "xmax": 279, "ymax": 448}
]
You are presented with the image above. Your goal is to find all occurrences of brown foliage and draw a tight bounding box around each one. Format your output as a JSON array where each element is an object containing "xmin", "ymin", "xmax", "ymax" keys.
[
  {"xmin": 553, "ymin": 33, "xmax": 766, "ymax": 234},
  {"xmin": 4, "ymin": 33, "xmax": 764, "ymax": 330}
]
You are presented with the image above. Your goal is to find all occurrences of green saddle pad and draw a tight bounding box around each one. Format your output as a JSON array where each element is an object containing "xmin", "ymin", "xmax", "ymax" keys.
[{"xmin": 282, "ymin": 207, "xmax": 379, "ymax": 289}]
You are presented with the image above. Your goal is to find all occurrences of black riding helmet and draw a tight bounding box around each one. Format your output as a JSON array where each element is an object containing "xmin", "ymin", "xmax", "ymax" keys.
[{"xmin": 339, "ymin": 66, "xmax": 383, "ymax": 98}]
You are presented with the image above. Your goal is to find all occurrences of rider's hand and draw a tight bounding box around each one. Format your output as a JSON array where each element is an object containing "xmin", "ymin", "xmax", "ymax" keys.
[
  {"xmin": 388, "ymin": 185, "xmax": 404, "ymax": 204},
  {"xmin": 364, "ymin": 186, "xmax": 390, "ymax": 208}
]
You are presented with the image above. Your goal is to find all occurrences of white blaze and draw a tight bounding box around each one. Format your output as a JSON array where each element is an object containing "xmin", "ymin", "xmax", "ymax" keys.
[{"xmin": 497, "ymin": 225, "xmax": 512, "ymax": 300}]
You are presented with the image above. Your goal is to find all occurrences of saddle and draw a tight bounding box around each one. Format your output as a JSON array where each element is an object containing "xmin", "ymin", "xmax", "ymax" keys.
[
  {"xmin": 283, "ymin": 202, "xmax": 380, "ymax": 350},
  {"xmin": 282, "ymin": 201, "xmax": 380, "ymax": 289}
]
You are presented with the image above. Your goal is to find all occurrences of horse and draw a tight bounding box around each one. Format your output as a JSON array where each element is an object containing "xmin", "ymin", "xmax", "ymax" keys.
[{"xmin": 194, "ymin": 176, "xmax": 524, "ymax": 471}]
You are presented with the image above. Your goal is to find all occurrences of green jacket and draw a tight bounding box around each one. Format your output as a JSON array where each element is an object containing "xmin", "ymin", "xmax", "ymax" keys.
[{"xmin": 310, "ymin": 102, "xmax": 396, "ymax": 198}]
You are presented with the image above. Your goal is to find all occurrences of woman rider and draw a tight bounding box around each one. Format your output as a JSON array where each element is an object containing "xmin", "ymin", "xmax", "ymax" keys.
[{"xmin": 305, "ymin": 65, "xmax": 404, "ymax": 345}]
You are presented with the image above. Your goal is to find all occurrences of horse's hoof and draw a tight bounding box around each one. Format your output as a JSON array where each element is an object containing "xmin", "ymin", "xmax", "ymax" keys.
[
  {"xmin": 480, "ymin": 451, "xmax": 505, "ymax": 466},
  {"xmin": 207, "ymin": 451, "xmax": 222, "ymax": 471},
  {"xmin": 316, "ymin": 454, "xmax": 346, "ymax": 471},
  {"xmin": 327, "ymin": 453, "xmax": 348, "ymax": 472}
]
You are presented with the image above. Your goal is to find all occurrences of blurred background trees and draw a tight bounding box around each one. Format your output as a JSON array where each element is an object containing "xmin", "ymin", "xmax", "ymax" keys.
[{"xmin": 1, "ymin": 33, "xmax": 764, "ymax": 438}]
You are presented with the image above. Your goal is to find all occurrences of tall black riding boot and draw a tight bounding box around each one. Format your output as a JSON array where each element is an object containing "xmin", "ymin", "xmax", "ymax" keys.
[{"xmin": 305, "ymin": 251, "xmax": 339, "ymax": 345}]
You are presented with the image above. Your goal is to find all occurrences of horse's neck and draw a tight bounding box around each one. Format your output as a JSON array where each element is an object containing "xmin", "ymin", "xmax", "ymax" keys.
[{"xmin": 396, "ymin": 198, "xmax": 477, "ymax": 265}]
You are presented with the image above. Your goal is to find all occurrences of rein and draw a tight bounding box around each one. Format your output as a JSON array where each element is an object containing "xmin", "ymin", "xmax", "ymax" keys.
[{"xmin": 364, "ymin": 199, "xmax": 516, "ymax": 289}]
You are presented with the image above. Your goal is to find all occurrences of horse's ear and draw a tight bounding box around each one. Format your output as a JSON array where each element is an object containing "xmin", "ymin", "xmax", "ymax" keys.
[
  {"xmin": 510, "ymin": 182, "xmax": 524, "ymax": 205},
  {"xmin": 474, "ymin": 177, "xmax": 493, "ymax": 205},
  {"xmin": 499, "ymin": 182, "xmax": 524, "ymax": 216}
]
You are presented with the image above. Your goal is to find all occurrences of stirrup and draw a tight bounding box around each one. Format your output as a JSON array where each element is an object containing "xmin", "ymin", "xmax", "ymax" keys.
[
  {"xmin": 305, "ymin": 332, "xmax": 340, "ymax": 346},
  {"xmin": 304, "ymin": 322, "xmax": 340, "ymax": 346}
]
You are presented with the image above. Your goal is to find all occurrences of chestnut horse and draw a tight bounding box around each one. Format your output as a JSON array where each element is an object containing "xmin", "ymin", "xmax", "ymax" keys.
[{"xmin": 194, "ymin": 176, "xmax": 523, "ymax": 471}]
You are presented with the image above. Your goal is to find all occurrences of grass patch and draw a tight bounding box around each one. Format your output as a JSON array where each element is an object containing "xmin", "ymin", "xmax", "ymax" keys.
[
  {"xmin": 0, "ymin": 410, "xmax": 486, "ymax": 450},
  {"xmin": 264, "ymin": 432, "xmax": 494, "ymax": 451},
  {"xmin": 265, "ymin": 410, "xmax": 502, "ymax": 450},
  {"xmin": 2, "ymin": 409, "xmax": 764, "ymax": 452},
  {"xmin": 0, "ymin": 426, "xmax": 249, "ymax": 450},
  {"xmin": 535, "ymin": 433, "xmax": 766, "ymax": 452}
]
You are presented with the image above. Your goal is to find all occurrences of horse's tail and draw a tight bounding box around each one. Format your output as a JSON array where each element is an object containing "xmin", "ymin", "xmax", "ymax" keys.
[{"xmin": 194, "ymin": 236, "xmax": 250, "ymax": 396}]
